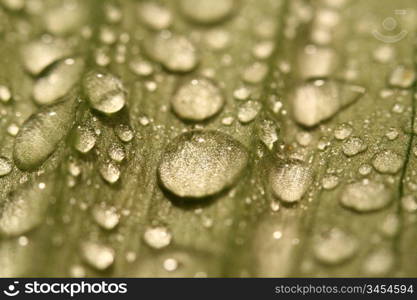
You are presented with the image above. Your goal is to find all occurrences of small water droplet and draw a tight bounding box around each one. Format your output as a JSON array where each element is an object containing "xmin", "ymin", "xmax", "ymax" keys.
[
  {"xmin": 83, "ymin": 70, "xmax": 126, "ymax": 114},
  {"xmin": 342, "ymin": 136, "xmax": 367, "ymax": 157},
  {"xmin": 115, "ymin": 124, "xmax": 134, "ymax": 142},
  {"xmin": 172, "ymin": 77, "xmax": 224, "ymax": 122},
  {"xmin": 0, "ymin": 157, "xmax": 12, "ymax": 177},
  {"xmin": 73, "ymin": 126, "xmax": 96, "ymax": 154},
  {"xmin": 322, "ymin": 175, "xmax": 339, "ymax": 190},
  {"xmin": 92, "ymin": 204, "xmax": 120, "ymax": 230},
  {"xmin": 340, "ymin": 180, "xmax": 392, "ymax": 212},
  {"xmin": 99, "ymin": 162, "xmax": 120, "ymax": 184},
  {"xmin": 385, "ymin": 127, "xmax": 399, "ymax": 140},
  {"xmin": 334, "ymin": 123, "xmax": 352, "ymax": 140},
  {"xmin": 358, "ymin": 163, "xmax": 372, "ymax": 176},
  {"xmin": 401, "ymin": 195, "xmax": 417, "ymax": 212},
  {"xmin": 44, "ymin": 2, "xmax": 87, "ymax": 35},
  {"xmin": 372, "ymin": 150, "xmax": 403, "ymax": 174},
  {"xmin": 138, "ymin": 1, "xmax": 172, "ymax": 30},
  {"xmin": 269, "ymin": 159, "xmax": 313, "ymax": 203},
  {"xmin": 0, "ymin": 85, "xmax": 12, "ymax": 103},
  {"xmin": 143, "ymin": 226, "xmax": 172, "ymax": 249},
  {"xmin": 258, "ymin": 120, "xmax": 279, "ymax": 150},
  {"xmin": 237, "ymin": 100, "xmax": 261, "ymax": 123},
  {"xmin": 158, "ymin": 130, "xmax": 249, "ymax": 198},
  {"xmin": 163, "ymin": 258, "xmax": 179, "ymax": 272},
  {"xmin": 129, "ymin": 58, "xmax": 154, "ymax": 77},
  {"xmin": 297, "ymin": 45, "xmax": 337, "ymax": 79},
  {"xmin": 80, "ymin": 241, "xmax": 115, "ymax": 271},
  {"xmin": 108, "ymin": 143, "xmax": 125, "ymax": 162},
  {"xmin": 388, "ymin": 65, "xmax": 416, "ymax": 88},
  {"xmin": 145, "ymin": 32, "xmax": 198, "ymax": 73},
  {"xmin": 362, "ymin": 248, "xmax": 394, "ymax": 276},
  {"xmin": 179, "ymin": 0, "xmax": 236, "ymax": 25},
  {"xmin": 313, "ymin": 228, "xmax": 358, "ymax": 265},
  {"xmin": 242, "ymin": 62, "xmax": 268, "ymax": 84}
]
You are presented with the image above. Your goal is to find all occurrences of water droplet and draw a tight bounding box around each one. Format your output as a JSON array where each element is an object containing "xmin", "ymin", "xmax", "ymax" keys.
[
  {"xmin": 380, "ymin": 214, "xmax": 400, "ymax": 237},
  {"xmin": 171, "ymin": 77, "xmax": 224, "ymax": 122},
  {"xmin": 7, "ymin": 123, "xmax": 19, "ymax": 136},
  {"xmin": 99, "ymin": 162, "xmax": 120, "ymax": 184},
  {"xmin": 340, "ymin": 180, "xmax": 392, "ymax": 212},
  {"xmin": 292, "ymin": 80, "xmax": 365, "ymax": 127},
  {"xmin": 233, "ymin": 86, "xmax": 250, "ymax": 100},
  {"xmin": 83, "ymin": 70, "xmax": 126, "ymax": 114},
  {"xmin": 143, "ymin": 226, "xmax": 172, "ymax": 249},
  {"xmin": 92, "ymin": 204, "xmax": 120, "ymax": 230},
  {"xmin": 205, "ymin": 29, "xmax": 231, "ymax": 50},
  {"xmin": 358, "ymin": 163, "xmax": 372, "ymax": 176},
  {"xmin": 322, "ymin": 175, "xmax": 339, "ymax": 190},
  {"xmin": 138, "ymin": 1, "xmax": 172, "ymax": 30},
  {"xmin": 21, "ymin": 38, "xmax": 72, "ymax": 75},
  {"xmin": 242, "ymin": 62, "xmax": 268, "ymax": 84},
  {"xmin": 313, "ymin": 228, "xmax": 358, "ymax": 265},
  {"xmin": 179, "ymin": 0, "xmax": 235, "ymax": 25},
  {"xmin": 14, "ymin": 92, "xmax": 77, "ymax": 170},
  {"xmin": 362, "ymin": 248, "xmax": 394, "ymax": 276},
  {"xmin": 80, "ymin": 241, "xmax": 115, "ymax": 271},
  {"xmin": 129, "ymin": 58, "xmax": 154, "ymax": 77},
  {"xmin": 73, "ymin": 126, "xmax": 96, "ymax": 154},
  {"xmin": 334, "ymin": 123, "xmax": 352, "ymax": 140},
  {"xmin": 44, "ymin": 2, "xmax": 87, "ymax": 35},
  {"xmin": 401, "ymin": 195, "xmax": 417, "ymax": 212},
  {"xmin": 163, "ymin": 258, "xmax": 179, "ymax": 272},
  {"xmin": 252, "ymin": 41, "xmax": 274, "ymax": 60},
  {"xmin": 33, "ymin": 57, "xmax": 84, "ymax": 105},
  {"xmin": 297, "ymin": 45, "xmax": 337, "ymax": 79},
  {"xmin": 372, "ymin": 150, "xmax": 403, "ymax": 174},
  {"xmin": 296, "ymin": 132, "xmax": 313, "ymax": 146},
  {"xmin": 158, "ymin": 130, "xmax": 249, "ymax": 198},
  {"xmin": 269, "ymin": 159, "xmax": 313, "ymax": 203},
  {"xmin": 385, "ymin": 127, "xmax": 399, "ymax": 140},
  {"xmin": 0, "ymin": 180, "xmax": 50, "ymax": 237},
  {"xmin": 115, "ymin": 124, "xmax": 134, "ymax": 142},
  {"xmin": 237, "ymin": 100, "xmax": 261, "ymax": 123},
  {"xmin": 0, "ymin": 157, "xmax": 12, "ymax": 177},
  {"xmin": 342, "ymin": 136, "xmax": 367, "ymax": 157},
  {"xmin": 0, "ymin": 85, "xmax": 12, "ymax": 103},
  {"xmin": 388, "ymin": 65, "xmax": 416, "ymax": 88},
  {"xmin": 108, "ymin": 143, "xmax": 125, "ymax": 162},
  {"xmin": 145, "ymin": 32, "xmax": 198, "ymax": 73},
  {"xmin": 258, "ymin": 120, "xmax": 279, "ymax": 150},
  {"xmin": 373, "ymin": 45, "xmax": 394, "ymax": 64}
]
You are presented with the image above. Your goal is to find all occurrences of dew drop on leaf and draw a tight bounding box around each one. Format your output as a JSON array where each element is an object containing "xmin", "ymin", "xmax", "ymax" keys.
[
  {"xmin": 92, "ymin": 204, "xmax": 120, "ymax": 230},
  {"xmin": 143, "ymin": 226, "xmax": 172, "ymax": 249},
  {"xmin": 99, "ymin": 162, "xmax": 120, "ymax": 184},
  {"xmin": 269, "ymin": 159, "xmax": 313, "ymax": 203},
  {"xmin": 372, "ymin": 150, "xmax": 403, "ymax": 174},
  {"xmin": 158, "ymin": 130, "xmax": 249, "ymax": 198},
  {"xmin": 171, "ymin": 77, "xmax": 224, "ymax": 122},
  {"xmin": 33, "ymin": 57, "xmax": 84, "ymax": 105},
  {"xmin": 83, "ymin": 69, "xmax": 126, "ymax": 114},
  {"xmin": 73, "ymin": 126, "xmax": 96, "ymax": 154},
  {"xmin": 80, "ymin": 241, "xmax": 115, "ymax": 271},
  {"xmin": 179, "ymin": 0, "xmax": 236, "ymax": 25},
  {"xmin": 138, "ymin": 1, "xmax": 172, "ymax": 30},
  {"xmin": 313, "ymin": 228, "xmax": 358, "ymax": 265},
  {"xmin": 144, "ymin": 32, "xmax": 198, "ymax": 73},
  {"xmin": 388, "ymin": 65, "xmax": 416, "ymax": 88},
  {"xmin": 14, "ymin": 92, "xmax": 78, "ymax": 170},
  {"xmin": 237, "ymin": 100, "xmax": 261, "ymax": 123},
  {"xmin": 342, "ymin": 136, "xmax": 367, "ymax": 157},
  {"xmin": 0, "ymin": 157, "xmax": 12, "ymax": 177},
  {"xmin": 340, "ymin": 180, "xmax": 392, "ymax": 212}
]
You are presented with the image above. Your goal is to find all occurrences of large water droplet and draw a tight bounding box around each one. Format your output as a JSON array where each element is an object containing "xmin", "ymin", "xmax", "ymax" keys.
[
  {"xmin": 83, "ymin": 70, "xmax": 126, "ymax": 114},
  {"xmin": 372, "ymin": 150, "xmax": 403, "ymax": 174},
  {"xmin": 269, "ymin": 159, "xmax": 313, "ymax": 203},
  {"xmin": 340, "ymin": 180, "xmax": 392, "ymax": 212},
  {"xmin": 33, "ymin": 57, "xmax": 84, "ymax": 105},
  {"xmin": 158, "ymin": 130, "xmax": 249, "ymax": 198},
  {"xmin": 14, "ymin": 91, "xmax": 78, "ymax": 170},
  {"xmin": 80, "ymin": 241, "xmax": 115, "ymax": 271},
  {"xmin": 0, "ymin": 180, "xmax": 50, "ymax": 237},
  {"xmin": 44, "ymin": 2, "xmax": 87, "ymax": 35},
  {"xmin": 313, "ymin": 228, "xmax": 358, "ymax": 265},
  {"xmin": 21, "ymin": 38, "xmax": 72, "ymax": 75},
  {"xmin": 144, "ymin": 32, "xmax": 198, "ymax": 73},
  {"xmin": 171, "ymin": 77, "xmax": 224, "ymax": 121},
  {"xmin": 179, "ymin": 0, "xmax": 236, "ymax": 25},
  {"xmin": 292, "ymin": 80, "xmax": 365, "ymax": 127}
]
